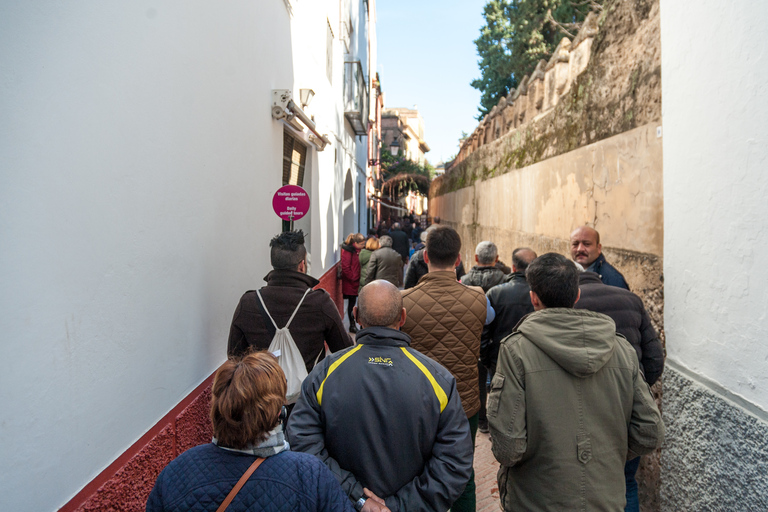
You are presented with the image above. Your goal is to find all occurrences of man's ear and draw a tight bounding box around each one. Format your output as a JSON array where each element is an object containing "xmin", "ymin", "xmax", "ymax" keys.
[
  {"xmin": 398, "ymin": 307, "xmax": 407, "ymax": 328},
  {"xmin": 297, "ymin": 259, "xmax": 307, "ymax": 274},
  {"xmin": 494, "ymin": 255, "xmax": 500, "ymax": 264},
  {"xmin": 423, "ymin": 250, "xmax": 430, "ymax": 265},
  {"xmin": 529, "ymin": 290, "xmax": 543, "ymax": 310},
  {"xmin": 474, "ymin": 254, "xmax": 480, "ymax": 264},
  {"xmin": 353, "ymin": 306, "xmax": 360, "ymax": 325},
  {"xmin": 574, "ymin": 288, "xmax": 581, "ymax": 306},
  {"xmin": 454, "ymin": 253, "xmax": 462, "ymax": 268}
]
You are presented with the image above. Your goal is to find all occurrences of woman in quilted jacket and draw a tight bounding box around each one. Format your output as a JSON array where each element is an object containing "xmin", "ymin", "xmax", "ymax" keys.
[
  {"xmin": 340, "ymin": 233, "xmax": 365, "ymax": 333},
  {"xmin": 146, "ymin": 352, "xmax": 355, "ymax": 512}
]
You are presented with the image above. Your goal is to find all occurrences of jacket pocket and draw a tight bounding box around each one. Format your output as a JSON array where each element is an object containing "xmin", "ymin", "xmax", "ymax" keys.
[
  {"xmin": 487, "ymin": 373, "xmax": 505, "ymax": 417},
  {"xmin": 577, "ymin": 434, "xmax": 592, "ymax": 464}
]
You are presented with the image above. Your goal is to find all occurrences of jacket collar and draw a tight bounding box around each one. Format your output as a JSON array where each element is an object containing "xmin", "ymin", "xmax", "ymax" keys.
[
  {"xmin": 586, "ymin": 253, "xmax": 607, "ymax": 273},
  {"xmin": 470, "ymin": 265, "xmax": 499, "ymax": 273},
  {"xmin": 355, "ymin": 326, "xmax": 412, "ymax": 347},
  {"xmin": 263, "ymin": 269, "xmax": 320, "ymax": 288},
  {"xmin": 418, "ymin": 270, "xmax": 458, "ymax": 284},
  {"xmin": 578, "ymin": 271, "xmax": 603, "ymax": 285}
]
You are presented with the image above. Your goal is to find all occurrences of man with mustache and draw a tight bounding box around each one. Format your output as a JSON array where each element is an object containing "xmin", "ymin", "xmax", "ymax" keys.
[{"xmin": 570, "ymin": 226, "xmax": 629, "ymax": 290}]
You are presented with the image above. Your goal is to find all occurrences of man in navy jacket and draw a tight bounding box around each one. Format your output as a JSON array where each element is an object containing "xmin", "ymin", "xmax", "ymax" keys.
[
  {"xmin": 287, "ymin": 280, "xmax": 473, "ymax": 512},
  {"xmin": 570, "ymin": 226, "xmax": 629, "ymax": 289}
]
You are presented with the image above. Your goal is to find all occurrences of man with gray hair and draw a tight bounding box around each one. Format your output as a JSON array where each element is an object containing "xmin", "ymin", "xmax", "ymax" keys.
[
  {"xmin": 288, "ymin": 280, "xmax": 473, "ymax": 512},
  {"xmin": 460, "ymin": 241, "xmax": 505, "ymax": 291},
  {"xmin": 480, "ymin": 247, "xmax": 537, "ymax": 433},
  {"xmin": 364, "ymin": 236, "xmax": 404, "ymax": 288}
]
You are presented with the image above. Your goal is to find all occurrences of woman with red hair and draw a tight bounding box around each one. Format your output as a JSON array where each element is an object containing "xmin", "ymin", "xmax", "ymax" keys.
[{"xmin": 147, "ymin": 351, "xmax": 354, "ymax": 512}]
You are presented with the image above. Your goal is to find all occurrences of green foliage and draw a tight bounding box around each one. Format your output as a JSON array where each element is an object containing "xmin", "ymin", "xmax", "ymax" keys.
[
  {"xmin": 471, "ymin": 0, "xmax": 602, "ymax": 118},
  {"xmin": 380, "ymin": 146, "xmax": 434, "ymax": 181}
]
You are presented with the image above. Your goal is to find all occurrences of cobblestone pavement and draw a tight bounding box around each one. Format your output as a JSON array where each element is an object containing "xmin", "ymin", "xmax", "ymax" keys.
[{"xmin": 474, "ymin": 430, "xmax": 501, "ymax": 512}]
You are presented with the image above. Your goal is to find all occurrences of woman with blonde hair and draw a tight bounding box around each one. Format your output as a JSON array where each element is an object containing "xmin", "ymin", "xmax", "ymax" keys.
[
  {"xmin": 358, "ymin": 237, "xmax": 380, "ymax": 292},
  {"xmin": 147, "ymin": 351, "xmax": 353, "ymax": 512},
  {"xmin": 340, "ymin": 232, "xmax": 365, "ymax": 333}
]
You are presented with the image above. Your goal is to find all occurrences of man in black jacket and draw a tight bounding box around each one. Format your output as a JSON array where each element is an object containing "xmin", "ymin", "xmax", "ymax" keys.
[
  {"xmin": 574, "ymin": 270, "xmax": 664, "ymax": 512},
  {"xmin": 481, "ymin": 247, "xmax": 537, "ymax": 433},
  {"xmin": 287, "ymin": 280, "xmax": 473, "ymax": 512},
  {"xmin": 228, "ymin": 230, "xmax": 352, "ymax": 371},
  {"xmin": 388, "ymin": 222, "xmax": 411, "ymax": 264}
]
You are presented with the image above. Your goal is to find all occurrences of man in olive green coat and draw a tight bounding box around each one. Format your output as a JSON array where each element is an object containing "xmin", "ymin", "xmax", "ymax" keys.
[{"xmin": 488, "ymin": 253, "xmax": 663, "ymax": 511}]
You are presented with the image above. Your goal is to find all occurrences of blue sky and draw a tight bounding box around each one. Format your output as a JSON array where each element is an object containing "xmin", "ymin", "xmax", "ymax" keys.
[{"xmin": 376, "ymin": 0, "xmax": 487, "ymax": 164}]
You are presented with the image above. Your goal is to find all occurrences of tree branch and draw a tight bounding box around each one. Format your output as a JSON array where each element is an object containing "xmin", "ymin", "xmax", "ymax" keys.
[{"xmin": 545, "ymin": 9, "xmax": 577, "ymax": 39}]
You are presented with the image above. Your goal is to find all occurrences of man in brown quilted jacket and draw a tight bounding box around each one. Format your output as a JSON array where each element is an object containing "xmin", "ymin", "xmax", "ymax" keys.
[{"xmin": 401, "ymin": 225, "xmax": 488, "ymax": 512}]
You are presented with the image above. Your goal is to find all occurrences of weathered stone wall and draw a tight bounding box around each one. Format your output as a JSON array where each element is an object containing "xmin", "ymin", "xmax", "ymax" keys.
[
  {"xmin": 661, "ymin": 365, "xmax": 768, "ymax": 511},
  {"xmin": 431, "ymin": 0, "xmax": 664, "ymax": 509}
]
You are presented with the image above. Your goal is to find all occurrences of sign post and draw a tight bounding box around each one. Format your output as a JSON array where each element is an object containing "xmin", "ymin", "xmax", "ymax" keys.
[{"xmin": 272, "ymin": 185, "xmax": 310, "ymax": 232}]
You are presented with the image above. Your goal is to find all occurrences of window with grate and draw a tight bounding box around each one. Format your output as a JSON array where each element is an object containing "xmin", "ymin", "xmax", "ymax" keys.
[{"xmin": 283, "ymin": 130, "xmax": 307, "ymax": 187}]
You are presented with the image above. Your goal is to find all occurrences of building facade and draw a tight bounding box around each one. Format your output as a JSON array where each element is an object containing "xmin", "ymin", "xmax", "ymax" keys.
[
  {"xmin": 0, "ymin": 1, "xmax": 377, "ymax": 510},
  {"xmin": 381, "ymin": 107, "xmax": 430, "ymax": 166}
]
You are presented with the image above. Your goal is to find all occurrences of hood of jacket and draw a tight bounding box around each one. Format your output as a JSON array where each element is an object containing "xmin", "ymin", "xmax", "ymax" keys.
[
  {"xmin": 354, "ymin": 326, "xmax": 412, "ymax": 347},
  {"xmin": 517, "ymin": 308, "xmax": 617, "ymax": 378},
  {"xmin": 463, "ymin": 265, "xmax": 505, "ymax": 292},
  {"xmin": 263, "ymin": 269, "xmax": 320, "ymax": 288}
]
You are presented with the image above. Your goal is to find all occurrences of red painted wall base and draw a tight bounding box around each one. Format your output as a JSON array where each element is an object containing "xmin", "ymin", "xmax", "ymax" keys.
[{"xmin": 58, "ymin": 265, "xmax": 342, "ymax": 511}]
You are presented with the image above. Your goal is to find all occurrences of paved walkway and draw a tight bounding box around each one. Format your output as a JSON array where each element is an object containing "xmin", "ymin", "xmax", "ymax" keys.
[{"xmin": 474, "ymin": 429, "xmax": 501, "ymax": 512}]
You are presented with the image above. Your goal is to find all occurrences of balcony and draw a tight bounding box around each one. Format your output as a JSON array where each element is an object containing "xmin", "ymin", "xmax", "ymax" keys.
[{"xmin": 344, "ymin": 61, "xmax": 369, "ymax": 136}]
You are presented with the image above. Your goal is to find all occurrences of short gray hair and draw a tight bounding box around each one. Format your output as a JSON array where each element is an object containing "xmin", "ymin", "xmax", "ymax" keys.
[
  {"xmin": 475, "ymin": 241, "xmax": 498, "ymax": 265},
  {"xmin": 379, "ymin": 235, "xmax": 393, "ymax": 248}
]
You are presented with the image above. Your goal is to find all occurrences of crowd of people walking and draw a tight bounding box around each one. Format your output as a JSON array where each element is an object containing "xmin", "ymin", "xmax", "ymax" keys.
[{"xmin": 147, "ymin": 219, "xmax": 665, "ymax": 512}]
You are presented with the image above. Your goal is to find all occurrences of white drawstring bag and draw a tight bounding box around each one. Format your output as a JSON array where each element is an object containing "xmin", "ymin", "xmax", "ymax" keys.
[{"xmin": 256, "ymin": 288, "xmax": 311, "ymax": 404}]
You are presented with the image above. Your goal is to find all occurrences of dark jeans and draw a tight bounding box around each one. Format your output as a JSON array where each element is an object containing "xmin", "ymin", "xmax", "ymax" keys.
[
  {"xmin": 478, "ymin": 361, "xmax": 494, "ymax": 423},
  {"xmin": 450, "ymin": 413, "xmax": 477, "ymax": 512},
  {"xmin": 625, "ymin": 456, "xmax": 641, "ymax": 512},
  {"xmin": 343, "ymin": 294, "xmax": 357, "ymax": 328}
]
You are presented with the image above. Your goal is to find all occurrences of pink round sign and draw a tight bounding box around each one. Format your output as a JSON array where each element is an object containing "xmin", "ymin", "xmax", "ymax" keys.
[{"xmin": 273, "ymin": 185, "xmax": 310, "ymax": 221}]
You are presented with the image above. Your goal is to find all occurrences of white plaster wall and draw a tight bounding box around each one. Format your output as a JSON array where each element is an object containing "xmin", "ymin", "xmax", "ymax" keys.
[
  {"xmin": 661, "ymin": 0, "xmax": 768, "ymax": 411},
  {"xmin": 0, "ymin": 2, "xmax": 302, "ymax": 509},
  {"xmin": 289, "ymin": 0, "xmax": 371, "ymax": 269}
]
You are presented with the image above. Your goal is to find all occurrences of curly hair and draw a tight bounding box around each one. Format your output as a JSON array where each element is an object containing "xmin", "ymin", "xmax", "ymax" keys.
[{"xmin": 270, "ymin": 230, "xmax": 307, "ymax": 270}]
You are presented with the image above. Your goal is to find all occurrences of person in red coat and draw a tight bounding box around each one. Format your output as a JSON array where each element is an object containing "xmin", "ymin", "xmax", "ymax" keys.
[{"xmin": 341, "ymin": 233, "xmax": 365, "ymax": 332}]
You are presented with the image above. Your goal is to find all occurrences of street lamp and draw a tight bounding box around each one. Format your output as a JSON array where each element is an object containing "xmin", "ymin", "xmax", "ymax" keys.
[
  {"xmin": 389, "ymin": 139, "xmax": 400, "ymax": 156},
  {"xmin": 299, "ymin": 88, "xmax": 315, "ymax": 108}
]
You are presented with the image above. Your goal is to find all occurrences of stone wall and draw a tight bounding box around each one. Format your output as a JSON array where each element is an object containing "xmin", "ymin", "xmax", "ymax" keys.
[
  {"xmin": 431, "ymin": 0, "xmax": 664, "ymax": 509},
  {"xmin": 661, "ymin": 365, "xmax": 768, "ymax": 511}
]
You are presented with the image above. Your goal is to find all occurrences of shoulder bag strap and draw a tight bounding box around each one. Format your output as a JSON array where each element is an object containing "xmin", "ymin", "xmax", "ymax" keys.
[
  {"xmin": 283, "ymin": 288, "xmax": 311, "ymax": 329},
  {"xmin": 215, "ymin": 457, "xmax": 265, "ymax": 512}
]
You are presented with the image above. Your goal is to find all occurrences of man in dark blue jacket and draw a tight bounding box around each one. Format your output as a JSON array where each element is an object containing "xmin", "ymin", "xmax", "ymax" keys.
[
  {"xmin": 574, "ymin": 270, "xmax": 664, "ymax": 512},
  {"xmin": 570, "ymin": 226, "xmax": 629, "ymax": 289},
  {"xmin": 287, "ymin": 280, "xmax": 473, "ymax": 512},
  {"xmin": 388, "ymin": 222, "xmax": 411, "ymax": 264}
]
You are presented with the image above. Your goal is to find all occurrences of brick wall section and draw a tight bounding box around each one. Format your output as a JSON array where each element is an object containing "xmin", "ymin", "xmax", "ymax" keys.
[
  {"xmin": 58, "ymin": 378, "xmax": 214, "ymax": 512},
  {"xmin": 58, "ymin": 264, "xmax": 342, "ymax": 512}
]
